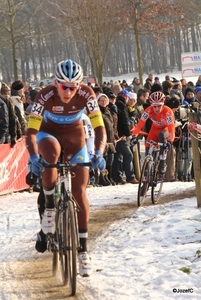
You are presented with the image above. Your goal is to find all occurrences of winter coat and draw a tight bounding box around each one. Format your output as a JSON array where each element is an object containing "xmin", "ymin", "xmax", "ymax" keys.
[
  {"xmin": 115, "ymin": 95, "xmax": 131, "ymax": 137},
  {"xmin": 10, "ymin": 90, "xmax": 27, "ymax": 136},
  {"xmin": 108, "ymin": 103, "xmax": 119, "ymax": 141},
  {"xmin": 0, "ymin": 95, "xmax": 17, "ymax": 141},
  {"xmin": 144, "ymin": 78, "xmax": 152, "ymax": 92},
  {"xmin": 11, "ymin": 94, "xmax": 26, "ymax": 120},
  {"xmin": 132, "ymin": 82, "xmax": 143, "ymax": 93},
  {"xmin": 99, "ymin": 105, "xmax": 116, "ymax": 156},
  {"xmin": 170, "ymin": 89, "xmax": 184, "ymax": 103},
  {"xmin": 0, "ymin": 98, "xmax": 9, "ymax": 141}
]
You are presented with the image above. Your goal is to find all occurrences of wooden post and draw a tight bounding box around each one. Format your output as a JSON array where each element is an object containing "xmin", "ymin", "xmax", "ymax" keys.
[
  {"xmin": 133, "ymin": 144, "xmax": 141, "ymax": 181},
  {"xmin": 189, "ymin": 111, "xmax": 201, "ymax": 207}
]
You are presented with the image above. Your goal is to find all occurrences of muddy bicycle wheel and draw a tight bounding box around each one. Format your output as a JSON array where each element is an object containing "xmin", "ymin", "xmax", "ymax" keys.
[
  {"xmin": 57, "ymin": 211, "xmax": 68, "ymax": 285},
  {"xmin": 137, "ymin": 157, "xmax": 151, "ymax": 207},
  {"xmin": 151, "ymin": 162, "xmax": 164, "ymax": 204},
  {"xmin": 64, "ymin": 199, "xmax": 77, "ymax": 296},
  {"xmin": 52, "ymin": 249, "xmax": 58, "ymax": 276}
]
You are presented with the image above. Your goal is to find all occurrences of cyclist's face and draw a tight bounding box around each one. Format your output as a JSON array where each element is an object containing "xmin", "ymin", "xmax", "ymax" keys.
[
  {"xmin": 55, "ymin": 80, "xmax": 79, "ymax": 103},
  {"xmin": 153, "ymin": 105, "xmax": 163, "ymax": 114}
]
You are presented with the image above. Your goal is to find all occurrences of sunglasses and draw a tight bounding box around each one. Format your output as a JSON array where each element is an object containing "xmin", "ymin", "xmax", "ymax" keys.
[{"xmin": 57, "ymin": 81, "xmax": 78, "ymax": 91}]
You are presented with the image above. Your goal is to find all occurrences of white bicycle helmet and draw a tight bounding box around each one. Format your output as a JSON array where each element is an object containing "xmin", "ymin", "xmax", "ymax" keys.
[
  {"xmin": 149, "ymin": 91, "xmax": 165, "ymax": 106},
  {"xmin": 55, "ymin": 59, "xmax": 83, "ymax": 83}
]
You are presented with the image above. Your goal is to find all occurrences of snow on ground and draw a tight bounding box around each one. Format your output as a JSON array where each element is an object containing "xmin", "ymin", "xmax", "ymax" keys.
[
  {"xmin": 1, "ymin": 181, "xmax": 201, "ymax": 299},
  {"xmin": 1, "ymin": 70, "xmax": 201, "ymax": 299}
]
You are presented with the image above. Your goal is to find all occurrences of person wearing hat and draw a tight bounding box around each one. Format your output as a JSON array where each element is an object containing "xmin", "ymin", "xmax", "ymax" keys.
[
  {"xmin": 183, "ymin": 87, "xmax": 196, "ymax": 105},
  {"xmin": 112, "ymin": 89, "xmax": 138, "ymax": 184},
  {"xmin": 107, "ymin": 91, "xmax": 119, "ymax": 149},
  {"xmin": 97, "ymin": 93, "xmax": 116, "ymax": 186},
  {"xmin": 127, "ymin": 92, "xmax": 137, "ymax": 126},
  {"xmin": 170, "ymin": 78, "xmax": 184, "ymax": 103},
  {"xmin": 11, "ymin": 80, "xmax": 27, "ymax": 135}
]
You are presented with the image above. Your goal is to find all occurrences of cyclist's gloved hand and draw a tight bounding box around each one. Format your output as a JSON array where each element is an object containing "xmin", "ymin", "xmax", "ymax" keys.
[
  {"xmin": 91, "ymin": 150, "xmax": 106, "ymax": 171},
  {"xmin": 130, "ymin": 136, "xmax": 138, "ymax": 147},
  {"xmin": 30, "ymin": 154, "xmax": 48, "ymax": 176}
]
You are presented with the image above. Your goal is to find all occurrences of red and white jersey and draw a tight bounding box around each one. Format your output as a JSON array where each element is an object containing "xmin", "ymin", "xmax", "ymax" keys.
[{"xmin": 132, "ymin": 105, "xmax": 175, "ymax": 142}]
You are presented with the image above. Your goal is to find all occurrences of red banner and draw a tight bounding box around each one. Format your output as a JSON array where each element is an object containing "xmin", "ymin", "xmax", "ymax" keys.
[{"xmin": 0, "ymin": 138, "xmax": 29, "ymax": 195}]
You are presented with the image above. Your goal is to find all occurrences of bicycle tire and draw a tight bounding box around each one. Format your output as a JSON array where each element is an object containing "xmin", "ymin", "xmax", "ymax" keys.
[
  {"xmin": 137, "ymin": 157, "xmax": 151, "ymax": 207},
  {"xmin": 52, "ymin": 250, "xmax": 58, "ymax": 276},
  {"xmin": 57, "ymin": 210, "xmax": 68, "ymax": 285},
  {"xmin": 151, "ymin": 161, "xmax": 163, "ymax": 204},
  {"xmin": 64, "ymin": 199, "xmax": 77, "ymax": 296}
]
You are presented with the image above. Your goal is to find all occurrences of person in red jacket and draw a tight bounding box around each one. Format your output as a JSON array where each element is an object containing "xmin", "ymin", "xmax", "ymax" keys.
[{"xmin": 131, "ymin": 91, "xmax": 175, "ymax": 174}]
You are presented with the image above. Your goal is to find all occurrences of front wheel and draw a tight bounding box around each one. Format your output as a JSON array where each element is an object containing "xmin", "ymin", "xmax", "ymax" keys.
[
  {"xmin": 137, "ymin": 157, "xmax": 151, "ymax": 207},
  {"xmin": 64, "ymin": 199, "xmax": 77, "ymax": 296},
  {"xmin": 52, "ymin": 250, "xmax": 58, "ymax": 276},
  {"xmin": 57, "ymin": 210, "xmax": 68, "ymax": 285},
  {"xmin": 151, "ymin": 162, "xmax": 164, "ymax": 204}
]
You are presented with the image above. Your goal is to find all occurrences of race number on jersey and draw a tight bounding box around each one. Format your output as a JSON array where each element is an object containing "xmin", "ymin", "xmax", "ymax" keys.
[
  {"xmin": 86, "ymin": 99, "xmax": 99, "ymax": 114},
  {"xmin": 31, "ymin": 103, "xmax": 44, "ymax": 116}
]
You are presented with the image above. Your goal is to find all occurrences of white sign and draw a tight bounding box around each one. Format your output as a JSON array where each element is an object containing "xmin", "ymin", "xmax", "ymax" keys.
[{"xmin": 181, "ymin": 51, "xmax": 201, "ymax": 78}]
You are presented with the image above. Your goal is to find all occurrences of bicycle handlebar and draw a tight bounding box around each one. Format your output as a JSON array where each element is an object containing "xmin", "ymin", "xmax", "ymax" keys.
[
  {"xmin": 26, "ymin": 160, "xmax": 91, "ymax": 186},
  {"xmin": 146, "ymin": 140, "xmax": 163, "ymax": 147},
  {"xmin": 41, "ymin": 160, "xmax": 92, "ymax": 169}
]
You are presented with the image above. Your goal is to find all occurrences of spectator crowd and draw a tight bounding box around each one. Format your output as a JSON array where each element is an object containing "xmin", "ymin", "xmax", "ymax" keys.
[{"xmin": 1, "ymin": 74, "xmax": 201, "ymax": 188}]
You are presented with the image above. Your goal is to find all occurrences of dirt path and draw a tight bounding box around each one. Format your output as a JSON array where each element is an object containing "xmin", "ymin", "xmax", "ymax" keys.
[
  {"xmin": 0, "ymin": 188, "xmax": 195, "ymax": 300},
  {"xmin": 88, "ymin": 188, "xmax": 196, "ymax": 243}
]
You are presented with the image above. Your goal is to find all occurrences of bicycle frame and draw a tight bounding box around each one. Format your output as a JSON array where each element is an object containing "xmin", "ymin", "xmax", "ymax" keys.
[
  {"xmin": 41, "ymin": 157, "xmax": 91, "ymax": 295},
  {"xmin": 137, "ymin": 140, "xmax": 165, "ymax": 207}
]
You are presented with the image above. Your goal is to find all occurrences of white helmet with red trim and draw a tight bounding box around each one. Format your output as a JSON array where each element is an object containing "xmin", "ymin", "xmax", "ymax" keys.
[{"xmin": 149, "ymin": 91, "xmax": 166, "ymax": 106}]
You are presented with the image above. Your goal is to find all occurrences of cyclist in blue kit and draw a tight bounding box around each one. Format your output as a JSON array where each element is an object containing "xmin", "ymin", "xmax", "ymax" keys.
[{"xmin": 26, "ymin": 59, "xmax": 106, "ymax": 277}]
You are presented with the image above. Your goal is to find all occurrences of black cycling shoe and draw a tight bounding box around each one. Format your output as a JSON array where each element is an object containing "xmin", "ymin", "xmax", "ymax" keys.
[{"xmin": 35, "ymin": 230, "xmax": 47, "ymax": 253}]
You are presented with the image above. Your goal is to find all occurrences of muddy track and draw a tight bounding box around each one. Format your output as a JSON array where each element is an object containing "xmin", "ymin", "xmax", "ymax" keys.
[
  {"xmin": 88, "ymin": 188, "xmax": 196, "ymax": 243},
  {"xmin": 1, "ymin": 188, "xmax": 195, "ymax": 300}
]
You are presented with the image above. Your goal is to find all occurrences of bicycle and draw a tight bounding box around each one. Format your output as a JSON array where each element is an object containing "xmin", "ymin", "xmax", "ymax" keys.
[
  {"xmin": 40, "ymin": 153, "xmax": 91, "ymax": 296},
  {"xmin": 137, "ymin": 140, "xmax": 168, "ymax": 207}
]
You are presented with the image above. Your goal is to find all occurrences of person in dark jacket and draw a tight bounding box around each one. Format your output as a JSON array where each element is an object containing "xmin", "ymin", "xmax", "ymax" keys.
[
  {"xmin": 0, "ymin": 82, "xmax": 22, "ymax": 141},
  {"xmin": 0, "ymin": 98, "xmax": 9, "ymax": 144},
  {"xmin": 11, "ymin": 80, "xmax": 27, "ymax": 135},
  {"xmin": 144, "ymin": 73, "xmax": 153, "ymax": 92},
  {"xmin": 0, "ymin": 94, "xmax": 17, "ymax": 146},
  {"xmin": 162, "ymin": 80, "xmax": 175, "ymax": 103},
  {"xmin": 112, "ymin": 89, "xmax": 138, "ymax": 184},
  {"xmin": 0, "ymin": 83, "xmax": 17, "ymax": 146},
  {"xmin": 97, "ymin": 93, "xmax": 116, "ymax": 185},
  {"xmin": 107, "ymin": 92, "xmax": 119, "ymax": 140}
]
